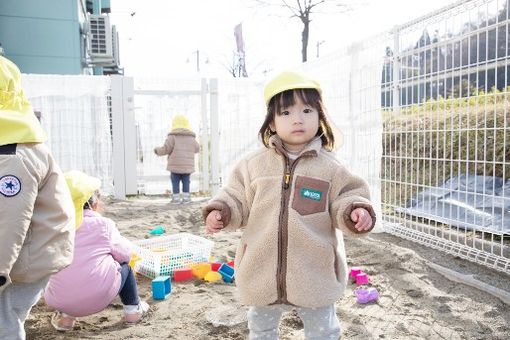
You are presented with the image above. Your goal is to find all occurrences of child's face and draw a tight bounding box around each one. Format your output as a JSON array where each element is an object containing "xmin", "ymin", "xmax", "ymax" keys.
[{"xmin": 270, "ymin": 94, "xmax": 319, "ymax": 153}]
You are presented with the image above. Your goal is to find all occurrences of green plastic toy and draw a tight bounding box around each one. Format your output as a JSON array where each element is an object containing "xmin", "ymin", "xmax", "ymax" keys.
[{"xmin": 149, "ymin": 225, "xmax": 165, "ymax": 235}]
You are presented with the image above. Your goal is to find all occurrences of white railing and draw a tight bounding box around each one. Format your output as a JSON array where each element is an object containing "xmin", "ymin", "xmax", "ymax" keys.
[{"xmin": 380, "ymin": 0, "xmax": 510, "ymax": 274}]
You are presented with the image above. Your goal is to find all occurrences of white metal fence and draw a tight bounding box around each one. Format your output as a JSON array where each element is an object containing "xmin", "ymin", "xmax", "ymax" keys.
[
  {"xmin": 22, "ymin": 74, "xmax": 114, "ymax": 194},
  {"xmin": 381, "ymin": 0, "xmax": 510, "ymax": 274},
  {"xmin": 19, "ymin": 0, "xmax": 509, "ymax": 274}
]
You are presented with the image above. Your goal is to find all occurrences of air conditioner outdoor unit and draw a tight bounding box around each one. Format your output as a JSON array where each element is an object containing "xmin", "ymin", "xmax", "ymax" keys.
[
  {"xmin": 111, "ymin": 25, "xmax": 120, "ymax": 66},
  {"xmin": 87, "ymin": 14, "xmax": 114, "ymax": 66}
]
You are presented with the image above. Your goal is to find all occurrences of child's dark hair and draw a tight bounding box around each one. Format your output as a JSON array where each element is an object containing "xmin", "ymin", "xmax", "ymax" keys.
[
  {"xmin": 258, "ymin": 88, "xmax": 335, "ymax": 151},
  {"xmin": 83, "ymin": 190, "xmax": 100, "ymax": 210}
]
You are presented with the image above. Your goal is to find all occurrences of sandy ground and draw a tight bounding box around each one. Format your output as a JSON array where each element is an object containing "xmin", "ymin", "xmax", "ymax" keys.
[{"xmin": 26, "ymin": 196, "xmax": 510, "ymax": 340}]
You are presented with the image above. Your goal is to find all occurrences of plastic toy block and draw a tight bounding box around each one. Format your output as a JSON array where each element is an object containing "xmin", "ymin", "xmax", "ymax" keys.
[
  {"xmin": 210, "ymin": 262, "xmax": 222, "ymax": 272},
  {"xmin": 349, "ymin": 267, "xmax": 362, "ymax": 280},
  {"xmin": 128, "ymin": 253, "xmax": 141, "ymax": 271},
  {"xmin": 218, "ymin": 263, "xmax": 235, "ymax": 283},
  {"xmin": 191, "ymin": 263, "xmax": 212, "ymax": 279},
  {"xmin": 173, "ymin": 268, "xmax": 193, "ymax": 282},
  {"xmin": 152, "ymin": 275, "xmax": 171, "ymax": 300},
  {"xmin": 355, "ymin": 272, "xmax": 369, "ymax": 285},
  {"xmin": 227, "ymin": 261, "xmax": 235, "ymax": 268},
  {"xmin": 204, "ymin": 271, "xmax": 223, "ymax": 282},
  {"xmin": 355, "ymin": 287, "xmax": 379, "ymax": 304}
]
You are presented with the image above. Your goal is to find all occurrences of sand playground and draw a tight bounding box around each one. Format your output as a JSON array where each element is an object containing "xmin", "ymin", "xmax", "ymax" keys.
[{"xmin": 26, "ymin": 196, "xmax": 510, "ymax": 340}]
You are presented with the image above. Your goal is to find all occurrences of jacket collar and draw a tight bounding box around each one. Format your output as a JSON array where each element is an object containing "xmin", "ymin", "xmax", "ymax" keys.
[
  {"xmin": 268, "ymin": 135, "xmax": 321, "ymax": 158},
  {"xmin": 169, "ymin": 128, "xmax": 196, "ymax": 137},
  {"xmin": 83, "ymin": 209, "xmax": 100, "ymax": 217}
]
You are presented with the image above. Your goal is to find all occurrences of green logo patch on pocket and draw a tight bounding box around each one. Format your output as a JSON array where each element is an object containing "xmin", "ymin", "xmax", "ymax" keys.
[{"xmin": 300, "ymin": 188, "xmax": 322, "ymax": 201}]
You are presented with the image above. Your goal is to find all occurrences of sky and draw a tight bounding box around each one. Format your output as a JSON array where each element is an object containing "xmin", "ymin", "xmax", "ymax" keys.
[{"xmin": 110, "ymin": 0, "xmax": 461, "ymax": 78}]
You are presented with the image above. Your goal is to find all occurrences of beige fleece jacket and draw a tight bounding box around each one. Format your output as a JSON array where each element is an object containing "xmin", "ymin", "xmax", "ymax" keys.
[
  {"xmin": 0, "ymin": 143, "xmax": 75, "ymax": 292},
  {"xmin": 203, "ymin": 136, "xmax": 376, "ymax": 308},
  {"xmin": 154, "ymin": 128, "xmax": 200, "ymax": 174}
]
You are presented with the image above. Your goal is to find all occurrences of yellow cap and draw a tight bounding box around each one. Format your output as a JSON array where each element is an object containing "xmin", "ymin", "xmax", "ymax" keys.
[
  {"xmin": 263, "ymin": 71, "xmax": 322, "ymax": 106},
  {"xmin": 171, "ymin": 114, "xmax": 191, "ymax": 131},
  {"xmin": 64, "ymin": 170, "xmax": 101, "ymax": 229},
  {"xmin": 0, "ymin": 56, "xmax": 46, "ymax": 145}
]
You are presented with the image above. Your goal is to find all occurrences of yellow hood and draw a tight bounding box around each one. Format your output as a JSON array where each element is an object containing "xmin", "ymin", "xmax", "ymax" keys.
[
  {"xmin": 64, "ymin": 170, "xmax": 101, "ymax": 229},
  {"xmin": 171, "ymin": 114, "xmax": 191, "ymax": 131},
  {"xmin": 0, "ymin": 56, "xmax": 46, "ymax": 146}
]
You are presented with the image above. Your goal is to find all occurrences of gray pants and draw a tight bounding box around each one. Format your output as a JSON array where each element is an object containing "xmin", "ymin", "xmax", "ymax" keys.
[
  {"xmin": 0, "ymin": 276, "xmax": 50, "ymax": 340},
  {"xmin": 247, "ymin": 304, "xmax": 341, "ymax": 340}
]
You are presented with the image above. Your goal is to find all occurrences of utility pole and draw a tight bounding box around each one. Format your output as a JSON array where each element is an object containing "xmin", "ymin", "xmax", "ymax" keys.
[
  {"xmin": 188, "ymin": 49, "xmax": 209, "ymax": 73},
  {"xmin": 316, "ymin": 40, "xmax": 325, "ymax": 58},
  {"xmin": 193, "ymin": 50, "xmax": 200, "ymax": 73}
]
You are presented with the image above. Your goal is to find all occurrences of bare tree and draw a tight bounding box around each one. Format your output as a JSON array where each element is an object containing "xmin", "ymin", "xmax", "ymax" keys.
[
  {"xmin": 255, "ymin": 0, "xmax": 358, "ymax": 62},
  {"xmin": 222, "ymin": 52, "xmax": 246, "ymax": 78}
]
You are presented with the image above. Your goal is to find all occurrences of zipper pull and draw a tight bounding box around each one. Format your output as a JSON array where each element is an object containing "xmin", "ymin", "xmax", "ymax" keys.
[{"xmin": 283, "ymin": 173, "xmax": 290, "ymax": 189}]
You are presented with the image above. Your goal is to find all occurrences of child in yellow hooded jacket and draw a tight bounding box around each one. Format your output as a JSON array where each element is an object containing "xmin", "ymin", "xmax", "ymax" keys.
[
  {"xmin": 0, "ymin": 56, "xmax": 75, "ymax": 339},
  {"xmin": 154, "ymin": 115, "xmax": 200, "ymax": 204}
]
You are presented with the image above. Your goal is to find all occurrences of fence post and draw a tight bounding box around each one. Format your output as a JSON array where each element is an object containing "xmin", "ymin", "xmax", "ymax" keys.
[
  {"xmin": 209, "ymin": 78, "xmax": 220, "ymax": 196},
  {"xmin": 110, "ymin": 76, "xmax": 136, "ymax": 199},
  {"xmin": 392, "ymin": 26, "xmax": 401, "ymax": 114},
  {"xmin": 200, "ymin": 78, "xmax": 210, "ymax": 194},
  {"xmin": 122, "ymin": 77, "xmax": 137, "ymax": 195},
  {"xmin": 349, "ymin": 42, "xmax": 360, "ymax": 161},
  {"xmin": 111, "ymin": 75, "xmax": 126, "ymax": 199}
]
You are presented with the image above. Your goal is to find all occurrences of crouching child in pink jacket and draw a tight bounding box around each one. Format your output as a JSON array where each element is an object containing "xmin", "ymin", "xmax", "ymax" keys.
[{"xmin": 44, "ymin": 171, "xmax": 148, "ymax": 331}]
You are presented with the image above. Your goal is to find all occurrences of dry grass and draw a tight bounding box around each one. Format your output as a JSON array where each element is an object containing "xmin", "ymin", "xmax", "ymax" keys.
[{"xmin": 382, "ymin": 100, "xmax": 510, "ymax": 208}]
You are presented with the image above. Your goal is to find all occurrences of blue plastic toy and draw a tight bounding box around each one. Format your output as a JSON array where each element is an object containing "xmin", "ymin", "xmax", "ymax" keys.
[
  {"xmin": 218, "ymin": 263, "xmax": 235, "ymax": 283},
  {"xmin": 152, "ymin": 275, "xmax": 171, "ymax": 300}
]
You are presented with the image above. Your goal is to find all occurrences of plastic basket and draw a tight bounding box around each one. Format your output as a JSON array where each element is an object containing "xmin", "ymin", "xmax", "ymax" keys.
[{"xmin": 131, "ymin": 233, "xmax": 214, "ymax": 279}]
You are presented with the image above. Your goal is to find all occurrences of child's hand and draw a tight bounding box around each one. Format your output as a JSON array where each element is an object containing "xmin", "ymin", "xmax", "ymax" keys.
[
  {"xmin": 350, "ymin": 208, "xmax": 373, "ymax": 232},
  {"xmin": 205, "ymin": 210, "xmax": 224, "ymax": 234}
]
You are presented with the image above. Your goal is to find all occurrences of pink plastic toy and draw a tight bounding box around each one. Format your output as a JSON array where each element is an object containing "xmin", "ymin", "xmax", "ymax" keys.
[
  {"xmin": 355, "ymin": 272, "xmax": 369, "ymax": 285},
  {"xmin": 349, "ymin": 267, "xmax": 362, "ymax": 280},
  {"xmin": 355, "ymin": 287, "xmax": 379, "ymax": 304}
]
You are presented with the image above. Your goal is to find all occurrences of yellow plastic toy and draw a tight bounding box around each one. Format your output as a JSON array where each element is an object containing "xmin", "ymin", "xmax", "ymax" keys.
[
  {"xmin": 204, "ymin": 271, "xmax": 222, "ymax": 283},
  {"xmin": 129, "ymin": 253, "xmax": 141, "ymax": 271},
  {"xmin": 191, "ymin": 263, "xmax": 211, "ymax": 279}
]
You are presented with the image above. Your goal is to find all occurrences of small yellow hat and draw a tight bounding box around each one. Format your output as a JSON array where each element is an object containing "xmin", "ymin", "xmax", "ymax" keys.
[
  {"xmin": 263, "ymin": 71, "xmax": 322, "ymax": 106},
  {"xmin": 64, "ymin": 170, "xmax": 101, "ymax": 229},
  {"xmin": 171, "ymin": 114, "xmax": 191, "ymax": 131},
  {"xmin": 0, "ymin": 56, "xmax": 46, "ymax": 145}
]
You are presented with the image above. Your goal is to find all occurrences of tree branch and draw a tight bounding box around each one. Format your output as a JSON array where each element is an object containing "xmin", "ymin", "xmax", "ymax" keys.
[{"xmin": 308, "ymin": 0, "xmax": 327, "ymax": 12}]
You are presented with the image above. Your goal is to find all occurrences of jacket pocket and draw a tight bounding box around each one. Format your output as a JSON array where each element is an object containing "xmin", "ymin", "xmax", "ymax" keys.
[{"xmin": 291, "ymin": 176, "xmax": 330, "ymax": 216}]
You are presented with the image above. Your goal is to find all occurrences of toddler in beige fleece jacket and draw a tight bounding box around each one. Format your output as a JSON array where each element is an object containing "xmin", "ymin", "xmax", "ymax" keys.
[{"xmin": 203, "ymin": 71, "xmax": 376, "ymax": 340}]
